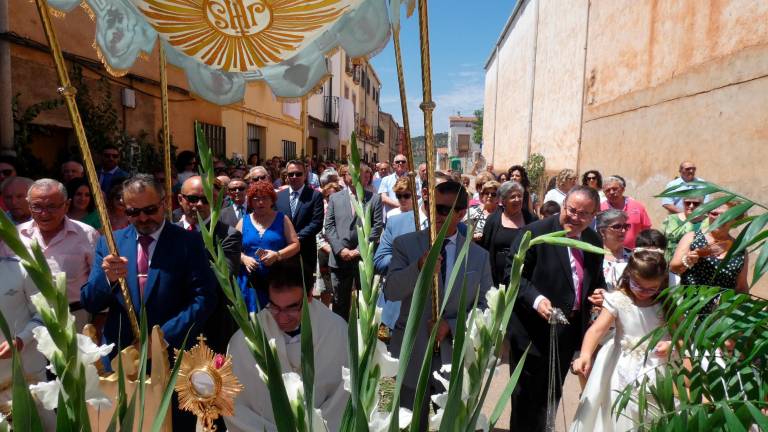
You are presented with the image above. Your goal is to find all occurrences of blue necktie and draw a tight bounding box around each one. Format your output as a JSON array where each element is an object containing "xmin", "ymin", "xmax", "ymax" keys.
[{"xmin": 290, "ymin": 191, "xmax": 299, "ymax": 217}]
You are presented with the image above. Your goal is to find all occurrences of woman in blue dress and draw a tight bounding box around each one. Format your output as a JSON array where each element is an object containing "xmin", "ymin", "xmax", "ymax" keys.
[{"xmin": 236, "ymin": 180, "xmax": 300, "ymax": 312}]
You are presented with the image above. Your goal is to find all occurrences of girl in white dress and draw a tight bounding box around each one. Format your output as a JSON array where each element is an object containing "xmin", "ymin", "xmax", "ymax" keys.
[{"xmin": 570, "ymin": 248, "xmax": 672, "ymax": 432}]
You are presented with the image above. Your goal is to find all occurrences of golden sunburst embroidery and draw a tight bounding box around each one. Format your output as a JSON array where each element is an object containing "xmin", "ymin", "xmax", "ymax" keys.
[{"xmin": 138, "ymin": 0, "xmax": 349, "ymax": 71}]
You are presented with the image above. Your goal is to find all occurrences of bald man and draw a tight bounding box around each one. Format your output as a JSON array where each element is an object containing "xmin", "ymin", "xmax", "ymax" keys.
[
  {"xmin": 175, "ymin": 176, "xmax": 241, "ymax": 353},
  {"xmin": 61, "ymin": 161, "xmax": 84, "ymax": 183},
  {"xmin": 662, "ymin": 161, "xmax": 707, "ymax": 214},
  {"xmin": 2, "ymin": 176, "xmax": 33, "ymax": 225}
]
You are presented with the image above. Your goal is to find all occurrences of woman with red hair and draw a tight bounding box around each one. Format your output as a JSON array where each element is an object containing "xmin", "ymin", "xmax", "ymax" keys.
[{"xmin": 236, "ymin": 180, "xmax": 300, "ymax": 311}]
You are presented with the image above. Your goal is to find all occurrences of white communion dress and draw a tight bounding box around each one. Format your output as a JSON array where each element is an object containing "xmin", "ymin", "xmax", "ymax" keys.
[{"xmin": 570, "ymin": 290, "xmax": 668, "ymax": 432}]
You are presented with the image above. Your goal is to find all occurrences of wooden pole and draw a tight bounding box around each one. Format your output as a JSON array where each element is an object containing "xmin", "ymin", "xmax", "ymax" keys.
[
  {"xmin": 392, "ymin": 25, "xmax": 420, "ymax": 232},
  {"xmin": 32, "ymin": 0, "xmax": 140, "ymax": 340},
  {"xmin": 159, "ymin": 43, "xmax": 173, "ymax": 221},
  {"xmin": 417, "ymin": 0, "xmax": 440, "ymax": 336}
]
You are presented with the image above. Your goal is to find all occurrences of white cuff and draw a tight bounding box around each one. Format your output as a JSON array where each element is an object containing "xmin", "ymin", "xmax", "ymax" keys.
[{"xmin": 532, "ymin": 295, "xmax": 547, "ymax": 311}]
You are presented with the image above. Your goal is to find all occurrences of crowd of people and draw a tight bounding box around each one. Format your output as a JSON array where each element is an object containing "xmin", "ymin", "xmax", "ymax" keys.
[{"xmin": 0, "ymin": 149, "xmax": 750, "ymax": 431}]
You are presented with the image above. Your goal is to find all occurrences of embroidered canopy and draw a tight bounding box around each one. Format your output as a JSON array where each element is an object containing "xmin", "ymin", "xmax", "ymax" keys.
[{"xmin": 46, "ymin": 0, "xmax": 393, "ymax": 104}]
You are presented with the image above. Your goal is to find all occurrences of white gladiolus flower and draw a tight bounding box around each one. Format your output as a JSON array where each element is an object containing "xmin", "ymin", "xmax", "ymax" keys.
[
  {"xmin": 30, "ymin": 326, "xmax": 114, "ymax": 410},
  {"xmin": 374, "ymin": 339, "xmax": 399, "ymax": 378},
  {"xmin": 369, "ymin": 409, "xmax": 412, "ymax": 432},
  {"xmin": 281, "ymin": 372, "xmax": 329, "ymax": 431},
  {"xmin": 29, "ymin": 380, "xmax": 60, "ymax": 410}
]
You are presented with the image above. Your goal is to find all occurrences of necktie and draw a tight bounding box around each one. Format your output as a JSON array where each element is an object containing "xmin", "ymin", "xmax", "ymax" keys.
[
  {"xmin": 440, "ymin": 239, "xmax": 450, "ymax": 286},
  {"xmin": 237, "ymin": 205, "xmax": 244, "ymax": 219},
  {"xmin": 571, "ymin": 248, "xmax": 585, "ymax": 311},
  {"xmin": 290, "ymin": 191, "xmax": 299, "ymax": 217},
  {"xmin": 138, "ymin": 235, "xmax": 154, "ymax": 297}
]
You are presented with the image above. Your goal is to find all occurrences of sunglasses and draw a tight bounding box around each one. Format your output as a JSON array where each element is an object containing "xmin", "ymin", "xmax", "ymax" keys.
[
  {"xmin": 287, "ymin": 172, "xmax": 304, "ymax": 178},
  {"xmin": 608, "ymin": 223, "xmax": 631, "ymax": 231},
  {"xmin": 396, "ymin": 193, "xmax": 412, "ymax": 200},
  {"xmin": 435, "ymin": 204, "xmax": 466, "ymax": 216},
  {"xmin": 182, "ymin": 194, "xmax": 208, "ymax": 204},
  {"xmin": 586, "ymin": 176, "xmax": 598, "ymax": 181},
  {"xmin": 229, "ymin": 186, "xmax": 247, "ymax": 192},
  {"xmin": 684, "ymin": 201, "xmax": 701, "ymax": 207},
  {"xmin": 0, "ymin": 169, "xmax": 13, "ymax": 176},
  {"xmin": 250, "ymin": 175, "xmax": 267, "ymax": 182},
  {"xmin": 481, "ymin": 191, "xmax": 497, "ymax": 197},
  {"xmin": 393, "ymin": 160, "xmax": 407, "ymax": 165},
  {"xmin": 125, "ymin": 203, "xmax": 162, "ymax": 217}
]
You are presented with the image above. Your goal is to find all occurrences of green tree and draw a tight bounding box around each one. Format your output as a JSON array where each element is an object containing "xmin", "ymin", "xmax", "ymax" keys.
[
  {"xmin": 11, "ymin": 93, "xmax": 63, "ymax": 176},
  {"xmin": 70, "ymin": 63, "xmax": 122, "ymax": 155},
  {"xmin": 472, "ymin": 108, "xmax": 483, "ymax": 145}
]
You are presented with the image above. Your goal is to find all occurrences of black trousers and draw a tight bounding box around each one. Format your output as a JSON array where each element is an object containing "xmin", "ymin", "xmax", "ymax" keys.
[
  {"xmin": 330, "ymin": 266, "xmax": 360, "ymax": 321},
  {"xmin": 509, "ymin": 322, "xmax": 580, "ymax": 431}
]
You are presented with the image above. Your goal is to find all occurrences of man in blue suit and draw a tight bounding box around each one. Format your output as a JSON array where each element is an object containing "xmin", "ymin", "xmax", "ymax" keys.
[
  {"xmin": 275, "ymin": 160, "xmax": 324, "ymax": 291},
  {"xmin": 82, "ymin": 174, "xmax": 216, "ymax": 429},
  {"xmin": 373, "ymin": 172, "xmax": 465, "ymax": 329},
  {"xmin": 81, "ymin": 174, "xmax": 216, "ymax": 353}
]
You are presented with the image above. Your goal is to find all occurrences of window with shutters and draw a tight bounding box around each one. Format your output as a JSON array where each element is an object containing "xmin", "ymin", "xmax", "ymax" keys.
[{"xmin": 195, "ymin": 121, "xmax": 226, "ymax": 157}]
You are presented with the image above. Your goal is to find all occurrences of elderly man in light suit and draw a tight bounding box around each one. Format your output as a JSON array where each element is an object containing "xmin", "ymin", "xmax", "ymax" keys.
[{"xmin": 385, "ymin": 180, "xmax": 493, "ymax": 431}]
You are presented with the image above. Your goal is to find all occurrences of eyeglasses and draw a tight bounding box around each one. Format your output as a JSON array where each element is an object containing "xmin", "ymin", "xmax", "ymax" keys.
[
  {"xmin": 286, "ymin": 172, "xmax": 304, "ymax": 178},
  {"xmin": 628, "ymin": 278, "xmax": 660, "ymax": 294},
  {"xmin": 125, "ymin": 203, "xmax": 162, "ymax": 217},
  {"xmin": 265, "ymin": 301, "xmax": 302, "ymax": 316},
  {"xmin": 0, "ymin": 169, "xmax": 13, "ymax": 176},
  {"xmin": 393, "ymin": 160, "xmax": 407, "ymax": 165},
  {"xmin": 684, "ymin": 201, "xmax": 701, "ymax": 207},
  {"xmin": 435, "ymin": 204, "xmax": 466, "ymax": 216},
  {"xmin": 229, "ymin": 186, "xmax": 247, "ymax": 192},
  {"xmin": 250, "ymin": 196, "xmax": 271, "ymax": 203},
  {"xmin": 250, "ymin": 175, "xmax": 267, "ymax": 182},
  {"xmin": 396, "ymin": 193, "xmax": 412, "ymax": 200},
  {"xmin": 29, "ymin": 202, "xmax": 67, "ymax": 214},
  {"xmin": 608, "ymin": 223, "xmax": 631, "ymax": 231},
  {"xmin": 481, "ymin": 191, "xmax": 497, "ymax": 197},
  {"xmin": 682, "ymin": 167, "xmax": 697, "ymax": 172},
  {"xmin": 565, "ymin": 206, "xmax": 594, "ymax": 219},
  {"xmin": 181, "ymin": 194, "xmax": 208, "ymax": 204}
]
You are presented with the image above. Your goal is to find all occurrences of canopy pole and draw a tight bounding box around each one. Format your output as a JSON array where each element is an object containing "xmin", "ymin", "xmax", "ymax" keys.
[
  {"xmin": 417, "ymin": 0, "xmax": 440, "ymax": 345},
  {"xmin": 301, "ymin": 96, "xmax": 308, "ymax": 159},
  {"xmin": 392, "ymin": 25, "xmax": 420, "ymax": 232},
  {"xmin": 32, "ymin": 0, "xmax": 140, "ymax": 340},
  {"xmin": 159, "ymin": 43, "xmax": 173, "ymax": 221}
]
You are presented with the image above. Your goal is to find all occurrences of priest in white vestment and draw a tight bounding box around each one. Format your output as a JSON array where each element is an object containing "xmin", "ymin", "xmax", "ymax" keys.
[{"xmin": 225, "ymin": 261, "xmax": 349, "ymax": 431}]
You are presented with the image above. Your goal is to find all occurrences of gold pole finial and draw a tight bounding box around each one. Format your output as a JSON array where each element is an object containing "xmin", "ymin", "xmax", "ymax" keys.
[{"xmin": 33, "ymin": 0, "xmax": 140, "ymax": 340}]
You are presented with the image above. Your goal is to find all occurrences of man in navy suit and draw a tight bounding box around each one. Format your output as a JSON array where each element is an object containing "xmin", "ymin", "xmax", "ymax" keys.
[
  {"xmin": 82, "ymin": 174, "xmax": 217, "ymax": 353},
  {"xmin": 82, "ymin": 174, "xmax": 216, "ymax": 429},
  {"xmin": 275, "ymin": 160, "xmax": 324, "ymax": 291}
]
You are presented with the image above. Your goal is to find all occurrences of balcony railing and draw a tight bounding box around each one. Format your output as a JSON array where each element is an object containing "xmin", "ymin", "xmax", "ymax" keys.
[{"xmin": 323, "ymin": 96, "xmax": 339, "ymax": 125}]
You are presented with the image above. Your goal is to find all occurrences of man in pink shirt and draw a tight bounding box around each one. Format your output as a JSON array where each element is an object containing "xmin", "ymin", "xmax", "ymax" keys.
[
  {"xmin": 17, "ymin": 179, "xmax": 99, "ymax": 331},
  {"xmin": 600, "ymin": 175, "xmax": 651, "ymax": 248}
]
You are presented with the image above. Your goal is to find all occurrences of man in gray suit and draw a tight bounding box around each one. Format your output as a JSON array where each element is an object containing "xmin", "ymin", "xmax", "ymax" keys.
[
  {"xmin": 324, "ymin": 166, "xmax": 384, "ymax": 320},
  {"xmin": 385, "ymin": 180, "xmax": 493, "ymax": 431}
]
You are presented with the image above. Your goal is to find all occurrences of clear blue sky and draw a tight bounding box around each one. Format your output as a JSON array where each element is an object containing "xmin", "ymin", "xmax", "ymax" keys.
[{"xmin": 370, "ymin": 1, "xmax": 516, "ymax": 136}]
